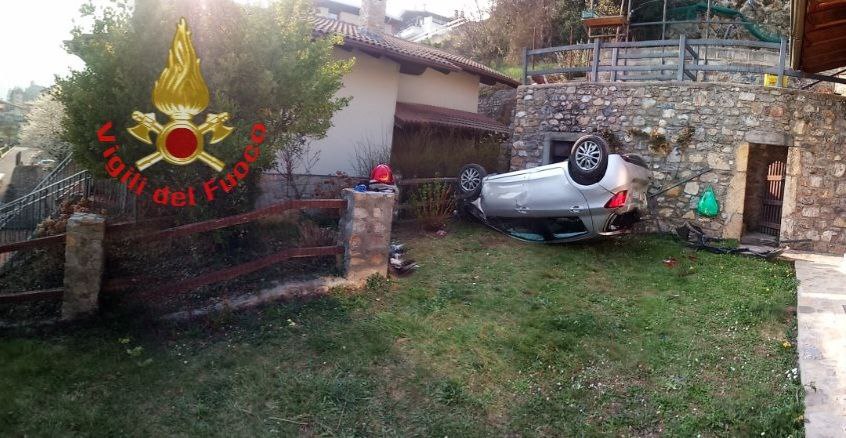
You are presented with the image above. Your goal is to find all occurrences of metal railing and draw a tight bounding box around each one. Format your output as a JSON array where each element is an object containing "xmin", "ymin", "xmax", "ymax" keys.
[
  {"xmin": 0, "ymin": 154, "xmax": 141, "ymax": 267},
  {"xmin": 30, "ymin": 154, "xmax": 75, "ymax": 192},
  {"xmin": 0, "ymin": 171, "xmax": 92, "ymax": 230},
  {"xmin": 521, "ymin": 36, "xmax": 846, "ymax": 87}
]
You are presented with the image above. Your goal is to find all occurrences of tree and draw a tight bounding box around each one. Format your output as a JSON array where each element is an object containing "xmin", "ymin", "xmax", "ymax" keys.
[
  {"xmin": 444, "ymin": 0, "xmax": 641, "ymax": 66},
  {"xmin": 57, "ymin": 0, "xmax": 351, "ymax": 214},
  {"xmin": 18, "ymin": 91, "xmax": 72, "ymax": 159}
]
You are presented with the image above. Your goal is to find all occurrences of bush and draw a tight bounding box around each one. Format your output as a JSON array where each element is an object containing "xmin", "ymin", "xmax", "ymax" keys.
[
  {"xmin": 410, "ymin": 182, "xmax": 456, "ymax": 231},
  {"xmin": 313, "ymin": 172, "xmax": 358, "ymax": 199},
  {"xmin": 352, "ymin": 137, "xmax": 391, "ymax": 178},
  {"xmin": 296, "ymin": 220, "xmax": 336, "ymax": 247},
  {"xmin": 57, "ymin": 0, "xmax": 351, "ymax": 218},
  {"xmin": 391, "ymin": 128, "xmax": 504, "ymax": 178}
]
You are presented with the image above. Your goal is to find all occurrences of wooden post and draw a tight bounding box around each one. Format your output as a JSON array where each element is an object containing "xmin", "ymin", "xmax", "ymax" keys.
[
  {"xmin": 677, "ymin": 35, "xmax": 687, "ymax": 81},
  {"xmin": 522, "ymin": 47, "xmax": 529, "ymax": 85},
  {"xmin": 591, "ymin": 39, "xmax": 601, "ymax": 82},
  {"xmin": 611, "ymin": 47, "xmax": 619, "ymax": 82},
  {"xmin": 777, "ymin": 37, "xmax": 787, "ymax": 87}
]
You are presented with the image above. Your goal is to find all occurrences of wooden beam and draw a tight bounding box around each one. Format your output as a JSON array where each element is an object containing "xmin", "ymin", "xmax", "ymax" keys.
[
  {"xmin": 582, "ymin": 16, "xmax": 628, "ymax": 27},
  {"xmin": 806, "ymin": 7, "xmax": 846, "ymax": 28},
  {"xmin": 398, "ymin": 63, "xmax": 427, "ymax": 75},
  {"xmin": 808, "ymin": 0, "xmax": 846, "ymax": 13},
  {"xmin": 0, "ymin": 234, "xmax": 65, "ymax": 254},
  {"xmin": 803, "ymin": 24, "xmax": 846, "ymax": 44},
  {"xmin": 128, "ymin": 246, "xmax": 345, "ymax": 297},
  {"xmin": 0, "ymin": 288, "xmax": 63, "ymax": 303},
  {"xmin": 115, "ymin": 199, "xmax": 345, "ymax": 244}
]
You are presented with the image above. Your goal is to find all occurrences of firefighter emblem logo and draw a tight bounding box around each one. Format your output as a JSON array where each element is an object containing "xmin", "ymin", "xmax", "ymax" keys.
[{"xmin": 127, "ymin": 18, "xmax": 232, "ymax": 172}]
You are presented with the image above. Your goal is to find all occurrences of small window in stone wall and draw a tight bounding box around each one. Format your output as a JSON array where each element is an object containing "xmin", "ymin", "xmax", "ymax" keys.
[{"xmin": 549, "ymin": 140, "xmax": 574, "ymax": 164}]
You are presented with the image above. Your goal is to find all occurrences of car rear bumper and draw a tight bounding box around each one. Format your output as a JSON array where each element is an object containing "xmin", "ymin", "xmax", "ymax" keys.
[{"xmin": 598, "ymin": 210, "xmax": 642, "ymax": 235}]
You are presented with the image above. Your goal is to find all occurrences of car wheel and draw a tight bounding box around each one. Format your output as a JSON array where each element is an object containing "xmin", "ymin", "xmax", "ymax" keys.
[
  {"xmin": 457, "ymin": 164, "xmax": 486, "ymax": 200},
  {"xmin": 568, "ymin": 135, "xmax": 609, "ymax": 185}
]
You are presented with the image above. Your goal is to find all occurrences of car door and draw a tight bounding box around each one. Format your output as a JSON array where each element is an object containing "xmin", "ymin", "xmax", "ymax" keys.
[{"xmin": 521, "ymin": 163, "xmax": 590, "ymax": 219}]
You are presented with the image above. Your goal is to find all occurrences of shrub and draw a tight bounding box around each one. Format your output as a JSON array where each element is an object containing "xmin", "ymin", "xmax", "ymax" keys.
[
  {"xmin": 410, "ymin": 182, "xmax": 456, "ymax": 231},
  {"xmin": 352, "ymin": 137, "xmax": 391, "ymax": 178},
  {"xmin": 391, "ymin": 128, "xmax": 505, "ymax": 178},
  {"xmin": 313, "ymin": 171, "xmax": 358, "ymax": 199},
  {"xmin": 57, "ymin": 0, "xmax": 352, "ymax": 218},
  {"xmin": 296, "ymin": 220, "xmax": 336, "ymax": 247}
]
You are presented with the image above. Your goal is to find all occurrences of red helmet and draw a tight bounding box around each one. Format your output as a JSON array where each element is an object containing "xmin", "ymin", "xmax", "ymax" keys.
[{"xmin": 369, "ymin": 163, "xmax": 394, "ymax": 184}]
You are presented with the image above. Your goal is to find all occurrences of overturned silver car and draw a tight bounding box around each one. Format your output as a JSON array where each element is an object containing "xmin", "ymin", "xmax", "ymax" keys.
[{"xmin": 457, "ymin": 135, "xmax": 651, "ymax": 243}]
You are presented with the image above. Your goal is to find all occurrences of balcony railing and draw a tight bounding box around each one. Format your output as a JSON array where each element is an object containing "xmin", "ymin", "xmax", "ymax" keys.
[{"xmin": 521, "ymin": 36, "xmax": 846, "ymax": 88}]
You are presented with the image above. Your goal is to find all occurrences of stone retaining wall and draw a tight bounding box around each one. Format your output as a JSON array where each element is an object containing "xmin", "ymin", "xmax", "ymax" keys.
[
  {"xmin": 479, "ymin": 86, "xmax": 518, "ymax": 125},
  {"xmin": 510, "ymin": 81, "xmax": 846, "ymax": 254},
  {"xmin": 479, "ymin": 86, "xmax": 519, "ymax": 171}
]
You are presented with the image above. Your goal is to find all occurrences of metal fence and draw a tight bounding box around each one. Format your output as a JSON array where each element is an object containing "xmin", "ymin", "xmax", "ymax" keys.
[
  {"xmin": 522, "ymin": 36, "xmax": 846, "ymax": 88},
  {"xmin": 0, "ymin": 155, "xmax": 138, "ymax": 266}
]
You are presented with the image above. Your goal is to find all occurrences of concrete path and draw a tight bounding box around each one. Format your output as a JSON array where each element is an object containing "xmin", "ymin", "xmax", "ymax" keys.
[
  {"xmin": 0, "ymin": 146, "xmax": 44, "ymax": 201},
  {"xmin": 789, "ymin": 251, "xmax": 846, "ymax": 437}
]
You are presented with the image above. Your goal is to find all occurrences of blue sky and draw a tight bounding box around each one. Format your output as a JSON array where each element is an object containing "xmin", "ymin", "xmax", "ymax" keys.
[{"xmin": 0, "ymin": 0, "xmax": 490, "ymax": 99}]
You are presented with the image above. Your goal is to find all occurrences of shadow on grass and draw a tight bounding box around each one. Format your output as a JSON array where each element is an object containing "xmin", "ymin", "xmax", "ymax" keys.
[{"xmin": 0, "ymin": 221, "xmax": 803, "ymax": 436}]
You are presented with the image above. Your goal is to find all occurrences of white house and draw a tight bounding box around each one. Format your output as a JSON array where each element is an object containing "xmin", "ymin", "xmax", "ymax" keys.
[{"xmin": 302, "ymin": 0, "xmax": 518, "ymax": 176}]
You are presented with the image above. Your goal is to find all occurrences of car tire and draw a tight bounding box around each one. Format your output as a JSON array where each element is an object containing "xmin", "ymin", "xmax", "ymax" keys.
[
  {"xmin": 568, "ymin": 135, "xmax": 609, "ymax": 185},
  {"xmin": 457, "ymin": 164, "xmax": 486, "ymax": 200}
]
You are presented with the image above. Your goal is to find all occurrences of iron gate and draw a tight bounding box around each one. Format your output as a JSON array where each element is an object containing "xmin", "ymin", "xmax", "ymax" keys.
[{"xmin": 759, "ymin": 160, "xmax": 785, "ymax": 237}]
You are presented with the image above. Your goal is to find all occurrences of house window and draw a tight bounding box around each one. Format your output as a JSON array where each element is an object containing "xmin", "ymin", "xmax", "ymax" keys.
[{"xmin": 549, "ymin": 140, "xmax": 574, "ymax": 163}]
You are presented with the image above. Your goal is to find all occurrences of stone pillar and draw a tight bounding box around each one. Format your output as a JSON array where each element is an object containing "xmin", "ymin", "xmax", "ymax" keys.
[
  {"xmin": 722, "ymin": 142, "xmax": 749, "ymax": 239},
  {"xmin": 62, "ymin": 213, "xmax": 105, "ymax": 320},
  {"xmin": 338, "ymin": 189, "xmax": 394, "ymax": 285}
]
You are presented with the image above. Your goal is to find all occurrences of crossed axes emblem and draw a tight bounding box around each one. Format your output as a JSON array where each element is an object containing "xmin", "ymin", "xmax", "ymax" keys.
[{"xmin": 128, "ymin": 111, "xmax": 232, "ymax": 172}]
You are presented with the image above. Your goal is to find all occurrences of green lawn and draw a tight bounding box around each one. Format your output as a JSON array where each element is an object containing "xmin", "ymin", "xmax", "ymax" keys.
[{"xmin": 0, "ymin": 223, "xmax": 803, "ymax": 436}]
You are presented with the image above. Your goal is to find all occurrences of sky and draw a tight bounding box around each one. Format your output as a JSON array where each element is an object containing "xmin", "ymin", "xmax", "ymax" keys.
[{"xmin": 0, "ymin": 0, "xmax": 491, "ymax": 99}]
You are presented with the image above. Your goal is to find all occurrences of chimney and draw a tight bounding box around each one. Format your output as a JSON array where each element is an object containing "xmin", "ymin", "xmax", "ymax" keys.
[{"xmin": 360, "ymin": 0, "xmax": 387, "ymax": 33}]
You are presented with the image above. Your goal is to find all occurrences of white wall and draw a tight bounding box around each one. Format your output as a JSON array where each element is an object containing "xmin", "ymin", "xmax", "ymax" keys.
[
  {"xmin": 306, "ymin": 48, "xmax": 400, "ymax": 175},
  {"xmin": 397, "ymin": 68, "xmax": 480, "ymax": 112}
]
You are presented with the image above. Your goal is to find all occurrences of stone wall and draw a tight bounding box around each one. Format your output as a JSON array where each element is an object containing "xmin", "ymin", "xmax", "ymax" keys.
[
  {"xmin": 479, "ymin": 85, "xmax": 519, "ymax": 171},
  {"xmin": 479, "ymin": 86, "xmax": 518, "ymax": 125},
  {"xmin": 510, "ymin": 82, "xmax": 846, "ymax": 254}
]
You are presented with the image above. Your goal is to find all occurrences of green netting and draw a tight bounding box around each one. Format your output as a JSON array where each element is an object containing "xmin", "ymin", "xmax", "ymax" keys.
[{"xmin": 667, "ymin": 2, "xmax": 781, "ymax": 43}]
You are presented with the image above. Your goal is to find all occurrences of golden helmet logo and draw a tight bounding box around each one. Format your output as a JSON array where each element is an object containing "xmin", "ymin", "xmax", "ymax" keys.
[{"xmin": 127, "ymin": 18, "xmax": 232, "ymax": 172}]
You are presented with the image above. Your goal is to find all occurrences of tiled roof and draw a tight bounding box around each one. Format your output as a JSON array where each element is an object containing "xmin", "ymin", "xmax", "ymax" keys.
[
  {"xmin": 394, "ymin": 102, "xmax": 509, "ymax": 133},
  {"xmin": 312, "ymin": 17, "xmax": 519, "ymax": 87}
]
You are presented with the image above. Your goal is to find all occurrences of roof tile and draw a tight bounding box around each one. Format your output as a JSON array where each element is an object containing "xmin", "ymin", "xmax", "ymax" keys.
[
  {"xmin": 394, "ymin": 102, "xmax": 509, "ymax": 133},
  {"xmin": 312, "ymin": 16, "xmax": 519, "ymax": 87}
]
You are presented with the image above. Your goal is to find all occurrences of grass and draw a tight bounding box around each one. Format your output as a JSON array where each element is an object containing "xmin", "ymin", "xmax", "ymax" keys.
[{"xmin": 0, "ymin": 222, "xmax": 803, "ymax": 436}]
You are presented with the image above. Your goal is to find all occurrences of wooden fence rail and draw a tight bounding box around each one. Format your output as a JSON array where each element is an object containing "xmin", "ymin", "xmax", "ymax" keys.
[
  {"xmin": 0, "ymin": 288, "xmax": 63, "ymax": 304},
  {"xmin": 0, "ymin": 216, "xmax": 177, "ymax": 256},
  {"xmin": 103, "ymin": 246, "xmax": 344, "ymax": 296},
  {"xmin": 0, "ymin": 199, "xmax": 347, "ymax": 305},
  {"xmin": 111, "ymin": 199, "xmax": 345, "ymax": 244}
]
